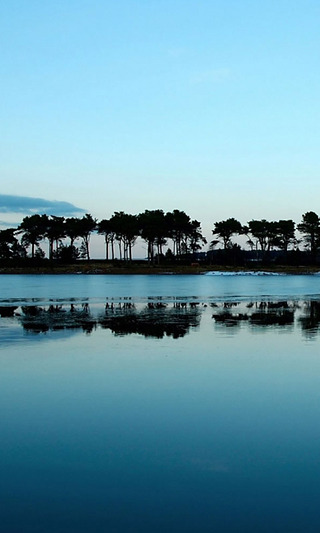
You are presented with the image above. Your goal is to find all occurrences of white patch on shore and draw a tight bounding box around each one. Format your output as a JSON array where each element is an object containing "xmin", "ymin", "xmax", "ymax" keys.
[{"xmin": 204, "ymin": 271, "xmax": 284, "ymax": 276}]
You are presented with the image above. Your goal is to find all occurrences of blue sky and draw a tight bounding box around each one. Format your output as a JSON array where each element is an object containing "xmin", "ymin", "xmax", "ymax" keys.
[{"xmin": 1, "ymin": 0, "xmax": 320, "ymax": 252}]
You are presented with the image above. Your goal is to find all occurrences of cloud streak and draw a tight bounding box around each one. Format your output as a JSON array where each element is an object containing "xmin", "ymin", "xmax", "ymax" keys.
[{"xmin": 0, "ymin": 195, "xmax": 85, "ymax": 216}]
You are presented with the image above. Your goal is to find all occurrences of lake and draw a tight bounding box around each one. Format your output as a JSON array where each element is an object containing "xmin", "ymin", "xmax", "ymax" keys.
[{"xmin": 1, "ymin": 274, "xmax": 320, "ymax": 532}]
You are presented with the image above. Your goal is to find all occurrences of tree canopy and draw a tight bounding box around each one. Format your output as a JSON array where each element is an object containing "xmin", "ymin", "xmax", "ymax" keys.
[{"xmin": 212, "ymin": 218, "xmax": 242, "ymax": 250}]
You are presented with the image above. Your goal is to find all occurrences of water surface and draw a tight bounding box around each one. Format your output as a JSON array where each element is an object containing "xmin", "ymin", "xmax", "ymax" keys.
[
  {"xmin": 1, "ymin": 272, "xmax": 320, "ymax": 304},
  {"xmin": 1, "ymin": 275, "xmax": 320, "ymax": 532}
]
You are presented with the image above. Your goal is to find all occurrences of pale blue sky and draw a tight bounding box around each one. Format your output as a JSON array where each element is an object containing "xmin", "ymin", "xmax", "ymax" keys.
[{"xmin": 1, "ymin": 0, "xmax": 320, "ymax": 248}]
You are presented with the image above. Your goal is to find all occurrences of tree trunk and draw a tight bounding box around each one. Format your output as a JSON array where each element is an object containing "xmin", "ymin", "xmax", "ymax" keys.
[
  {"xmin": 85, "ymin": 237, "xmax": 90, "ymax": 261},
  {"xmin": 105, "ymin": 238, "xmax": 109, "ymax": 261},
  {"xmin": 49, "ymin": 239, "xmax": 54, "ymax": 260}
]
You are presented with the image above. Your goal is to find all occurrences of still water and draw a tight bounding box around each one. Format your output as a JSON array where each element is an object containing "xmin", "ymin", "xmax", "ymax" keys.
[{"xmin": 1, "ymin": 274, "xmax": 320, "ymax": 532}]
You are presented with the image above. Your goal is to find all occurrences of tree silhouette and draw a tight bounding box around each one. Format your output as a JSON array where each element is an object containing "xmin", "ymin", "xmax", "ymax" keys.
[
  {"xmin": 44, "ymin": 215, "xmax": 66, "ymax": 260},
  {"xmin": 98, "ymin": 218, "xmax": 115, "ymax": 260},
  {"xmin": 186, "ymin": 219, "xmax": 207, "ymax": 255},
  {"xmin": 64, "ymin": 217, "xmax": 82, "ymax": 247},
  {"xmin": 246, "ymin": 220, "xmax": 278, "ymax": 253},
  {"xmin": 17, "ymin": 214, "xmax": 47, "ymax": 259},
  {"xmin": 298, "ymin": 211, "xmax": 320, "ymax": 262},
  {"xmin": 166, "ymin": 210, "xmax": 191, "ymax": 257},
  {"xmin": 77, "ymin": 214, "xmax": 97, "ymax": 261},
  {"xmin": 110, "ymin": 212, "xmax": 139, "ymax": 261},
  {"xmin": 139, "ymin": 210, "xmax": 167, "ymax": 263},
  {"xmin": 212, "ymin": 218, "xmax": 242, "ymax": 250},
  {"xmin": 274, "ymin": 220, "xmax": 296, "ymax": 252},
  {"xmin": 0, "ymin": 229, "xmax": 20, "ymax": 259}
]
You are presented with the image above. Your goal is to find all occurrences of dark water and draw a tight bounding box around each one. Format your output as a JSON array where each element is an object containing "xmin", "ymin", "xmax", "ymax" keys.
[{"xmin": 1, "ymin": 275, "xmax": 320, "ymax": 532}]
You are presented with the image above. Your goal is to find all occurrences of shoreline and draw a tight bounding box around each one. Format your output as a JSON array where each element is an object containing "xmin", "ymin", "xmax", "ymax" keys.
[{"xmin": 0, "ymin": 263, "xmax": 319, "ymax": 275}]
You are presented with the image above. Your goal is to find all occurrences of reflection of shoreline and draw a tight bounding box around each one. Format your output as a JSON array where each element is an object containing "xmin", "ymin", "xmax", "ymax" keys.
[{"xmin": 1, "ymin": 299, "xmax": 320, "ymax": 341}]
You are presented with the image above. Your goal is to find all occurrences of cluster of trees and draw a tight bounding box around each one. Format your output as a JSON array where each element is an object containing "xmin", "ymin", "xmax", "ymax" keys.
[
  {"xmin": 99, "ymin": 210, "xmax": 206, "ymax": 262},
  {"xmin": 0, "ymin": 213, "xmax": 97, "ymax": 262},
  {"xmin": 0, "ymin": 210, "xmax": 206, "ymax": 263},
  {"xmin": 211, "ymin": 212, "xmax": 320, "ymax": 262},
  {"xmin": 1, "ymin": 210, "xmax": 320, "ymax": 264},
  {"xmin": 211, "ymin": 218, "xmax": 295, "ymax": 252}
]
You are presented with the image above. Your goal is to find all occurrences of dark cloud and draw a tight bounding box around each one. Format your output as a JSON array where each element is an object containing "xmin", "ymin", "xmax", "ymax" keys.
[{"xmin": 0, "ymin": 195, "xmax": 85, "ymax": 216}]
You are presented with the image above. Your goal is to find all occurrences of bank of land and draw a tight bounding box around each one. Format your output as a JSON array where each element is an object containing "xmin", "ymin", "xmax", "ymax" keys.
[{"xmin": 0, "ymin": 262, "xmax": 319, "ymax": 275}]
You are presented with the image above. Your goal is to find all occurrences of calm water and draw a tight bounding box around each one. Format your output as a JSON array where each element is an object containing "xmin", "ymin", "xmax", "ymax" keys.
[{"xmin": 1, "ymin": 274, "xmax": 320, "ymax": 532}]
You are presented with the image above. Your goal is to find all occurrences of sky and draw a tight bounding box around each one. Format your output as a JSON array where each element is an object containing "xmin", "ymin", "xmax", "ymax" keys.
[{"xmin": 1, "ymin": 0, "xmax": 320, "ymax": 256}]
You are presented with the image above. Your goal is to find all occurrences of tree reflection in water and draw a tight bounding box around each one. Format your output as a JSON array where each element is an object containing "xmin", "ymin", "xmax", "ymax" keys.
[
  {"xmin": 212, "ymin": 301, "xmax": 295, "ymax": 329},
  {"xmin": 1, "ymin": 299, "xmax": 320, "ymax": 339},
  {"xmin": 21, "ymin": 304, "xmax": 97, "ymax": 334},
  {"xmin": 18, "ymin": 301, "xmax": 201, "ymax": 339},
  {"xmin": 100, "ymin": 304, "xmax": 201, "ymax": 339},
  {"xmin": 299, "ymin": 300, "xmax": 320, "ymax": 338},
  {"xmin": 0, "ymin": 306, "xmax": 18, "ymax": 317}
]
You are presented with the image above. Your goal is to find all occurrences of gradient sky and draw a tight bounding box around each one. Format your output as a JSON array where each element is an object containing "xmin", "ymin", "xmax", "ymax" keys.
[{"xmin": 1, "ymin": 0, "xmax": 320, "ymax": 252}]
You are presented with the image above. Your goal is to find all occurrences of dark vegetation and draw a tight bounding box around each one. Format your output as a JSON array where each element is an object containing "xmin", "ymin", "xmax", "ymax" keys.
[{"xmin": 1, "ymin": 210, "xmax": 320, "ymax": 270}]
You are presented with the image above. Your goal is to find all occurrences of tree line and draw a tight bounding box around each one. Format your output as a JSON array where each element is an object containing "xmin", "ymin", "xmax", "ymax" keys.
[
  {"xmin": 211, "ymin": 213, "xmax": 320, "ymax": 262},
  {"xmin": 0, "ymin": 210, "xmax": 206, "ymax": 263},
  {"xmin": 0, "ymin": 210, "xmax": 320, "ymax": 264}
]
